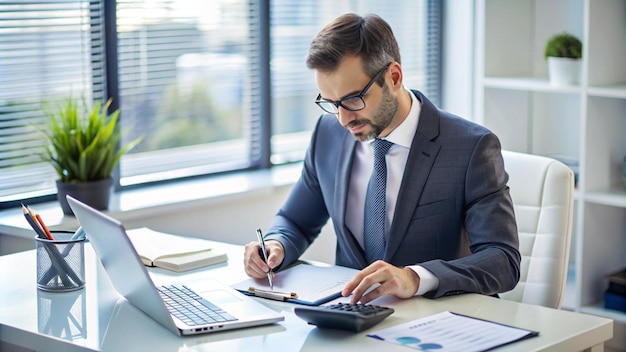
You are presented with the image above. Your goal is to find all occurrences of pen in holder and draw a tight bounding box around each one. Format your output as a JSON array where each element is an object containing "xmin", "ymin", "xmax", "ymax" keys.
[{"xmin": 36, "ymin": 231, "xmax": 85, "ymax": 292}]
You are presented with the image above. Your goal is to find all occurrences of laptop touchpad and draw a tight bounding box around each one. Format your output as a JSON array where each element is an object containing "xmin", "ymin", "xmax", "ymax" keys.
[{"xmin": 199, "ymin": 289, "xmax": 243, "ymax": 305}]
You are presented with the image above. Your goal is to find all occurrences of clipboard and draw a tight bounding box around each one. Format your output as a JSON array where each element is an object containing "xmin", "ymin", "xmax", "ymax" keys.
[
  {"xmin": 246, "ymin": 287, "xmax": 298, "ymax": 301},
  {"xmin": 232, "ymin": 262, "xmax": 359, "ymax": 306}
]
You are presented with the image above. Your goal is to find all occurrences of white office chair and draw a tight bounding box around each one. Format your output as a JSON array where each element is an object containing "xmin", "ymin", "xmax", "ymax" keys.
[{"xmin": 500, "ymin": 150, "xmax": 575, "ymax": 309}]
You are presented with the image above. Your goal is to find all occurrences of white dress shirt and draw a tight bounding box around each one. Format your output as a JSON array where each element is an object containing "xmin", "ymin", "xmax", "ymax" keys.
[{"xmin": 345, "ymin": 88, "xmax": 438, "ymax": 295}]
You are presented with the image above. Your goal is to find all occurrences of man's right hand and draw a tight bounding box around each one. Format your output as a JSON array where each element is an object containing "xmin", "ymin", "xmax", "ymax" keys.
[{"xmin": 243, "ymin": 239, "xmax": 285, "ymax": 278}]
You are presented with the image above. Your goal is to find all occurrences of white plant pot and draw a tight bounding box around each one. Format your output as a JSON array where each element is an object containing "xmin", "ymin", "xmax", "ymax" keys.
[{"xmin": 547, "ymin": 57, "xmax": 581, "ymax": 86}]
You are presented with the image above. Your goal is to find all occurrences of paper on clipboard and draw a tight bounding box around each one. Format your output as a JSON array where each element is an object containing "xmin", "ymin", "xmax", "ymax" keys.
[{"xmin": 232, "ymin": 262, "xmax": 359, "ymax": 306}]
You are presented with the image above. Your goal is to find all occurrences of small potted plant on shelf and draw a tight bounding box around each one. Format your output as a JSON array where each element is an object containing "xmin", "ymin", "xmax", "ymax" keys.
[
  {"xmin": 544, "ymin": 32, "xmax": 583, "ymax": 86},
  {"xmin": 38, "ymin": 98, "xmax": 143, "ymax": 215}
]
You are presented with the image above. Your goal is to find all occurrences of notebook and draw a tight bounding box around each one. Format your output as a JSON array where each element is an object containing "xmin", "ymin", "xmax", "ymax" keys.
[
  {"xmin": 126, "ymin": 227, "xmax": 227, "ymax": 272},
  {"xmin": 67, "ymin": 195, "xmax": 284, "ymax": 336}
]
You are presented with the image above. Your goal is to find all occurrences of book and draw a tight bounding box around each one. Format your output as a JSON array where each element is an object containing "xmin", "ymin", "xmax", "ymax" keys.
[
  {"xmin": 126, "ymin": 227, "xmax": 227, "ymax": 272},
  {"xmin": 605, "ymin": 268, "xmax": 626, "ymax": 312},
  {"xmin": 606, "ymin": 268, "xmax": 626, "ymax": 295}
]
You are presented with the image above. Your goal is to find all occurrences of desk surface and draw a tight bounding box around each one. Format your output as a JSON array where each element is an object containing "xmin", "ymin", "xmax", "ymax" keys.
[{"xmin": 0, "ymin": 240, "xmax": 613, "ymax": 352}]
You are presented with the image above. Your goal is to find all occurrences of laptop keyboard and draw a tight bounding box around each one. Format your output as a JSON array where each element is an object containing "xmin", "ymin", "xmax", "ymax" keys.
[{"xmin": 157, "ymin": 284, "xmax": 237, "ymax": 326}]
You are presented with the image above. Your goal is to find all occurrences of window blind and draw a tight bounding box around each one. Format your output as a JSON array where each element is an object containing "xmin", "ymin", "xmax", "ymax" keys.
[
  {"xmin": 0, "ymin": 0, "xmax": 440, "ymax": 207},
  {"xmin": 116, "ymin": 0, "xmax": 259, "ymax": 185},
  {"xmin": 269, "ymin": 0, "xmax": 441, "ymax": 164},
  {"xmin": 0, "ymin": 0, "xmax": 105, "ymax": 202}
]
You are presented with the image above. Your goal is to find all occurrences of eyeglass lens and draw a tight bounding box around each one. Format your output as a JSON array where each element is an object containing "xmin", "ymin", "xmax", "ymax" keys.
[
  {"xmin": 317, "ymin": 96, "xmax": 365, "ymax": 114},
  {"xmin": 315, "ymin": 63, "xmax": 390, "ymax": 114}
]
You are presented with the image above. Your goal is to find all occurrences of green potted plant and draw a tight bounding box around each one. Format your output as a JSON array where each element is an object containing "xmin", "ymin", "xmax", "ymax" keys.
[
  {"xmin": 544, "ymin": 32, "xmax": 583, "ymax": 86},
  {"xmin": 38, "ymin": 98, "xmax": 143, "ymax": 215}
]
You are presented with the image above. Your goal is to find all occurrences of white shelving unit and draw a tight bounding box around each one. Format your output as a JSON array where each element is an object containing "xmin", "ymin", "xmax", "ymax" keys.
[{"xmin": 474, "ymin": 0, "xmax": 626, "ymax": 329}]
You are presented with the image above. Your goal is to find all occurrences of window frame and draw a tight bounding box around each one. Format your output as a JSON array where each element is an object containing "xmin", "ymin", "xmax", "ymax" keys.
[{"xmin": 0, "ymin": 0, "xmax": 441, "ymax": 209}]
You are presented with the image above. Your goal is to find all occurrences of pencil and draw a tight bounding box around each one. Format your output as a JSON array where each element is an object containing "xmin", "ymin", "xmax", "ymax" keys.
[
  {"xmin": 22, "ymin": 204, "xmax": 54, "ymax": 241},
  {"xmin": 21, "ymin": 204, "xmax": 46, "ymax": 238},
  {"xmin": 26, "ymin": 205, "xmax": 55, "ymax": 240},
  {"xmin": 34, "ymin": 212, "xmax": 54, "ymax": 240}
]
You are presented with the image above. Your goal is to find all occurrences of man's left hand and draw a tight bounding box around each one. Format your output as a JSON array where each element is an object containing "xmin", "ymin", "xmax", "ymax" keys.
[{"xmin": 341, "ymin": 260, "xmax": 420, "ymax": 304}]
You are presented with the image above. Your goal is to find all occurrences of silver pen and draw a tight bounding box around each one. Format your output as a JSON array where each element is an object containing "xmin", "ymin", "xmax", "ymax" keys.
[{"xmin": 256, "ymin": 228, "xmax": 273, "ymax": 290}]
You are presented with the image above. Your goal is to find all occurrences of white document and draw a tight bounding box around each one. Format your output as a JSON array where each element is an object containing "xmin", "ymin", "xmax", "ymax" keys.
[
  {"xmin": 231, "ymin": 262, "xmax": 359, "ymax": 305},
  {"xmin": 367, "ymin": 311, "xmax": 538, "ymax": 352}
]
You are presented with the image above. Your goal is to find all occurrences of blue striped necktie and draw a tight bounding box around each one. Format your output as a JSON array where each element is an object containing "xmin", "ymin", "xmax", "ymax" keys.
[{"xmin": 364, "ymin": 138, "xmax": 393, "ymax": 263}]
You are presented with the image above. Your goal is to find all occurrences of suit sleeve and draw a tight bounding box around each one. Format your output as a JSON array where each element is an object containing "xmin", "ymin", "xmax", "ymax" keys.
[
  {"xmin": 421, "ymin": 133, "xmax": 521, "ymax": 298},
  {"xmin": 264, "ymin": 116, "xmax": 331, "ymax": 269}
]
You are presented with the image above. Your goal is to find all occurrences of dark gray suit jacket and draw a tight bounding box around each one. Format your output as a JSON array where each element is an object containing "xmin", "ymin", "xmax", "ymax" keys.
[{"xmin": 266, "ymin": 90, "xmax": 520, "ymax": 298}]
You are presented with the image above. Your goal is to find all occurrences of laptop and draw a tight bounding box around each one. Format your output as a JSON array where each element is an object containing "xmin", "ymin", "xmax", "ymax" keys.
[{"xmin": 67, "ymin": 195, "xmax": 284, "ymax": 336}]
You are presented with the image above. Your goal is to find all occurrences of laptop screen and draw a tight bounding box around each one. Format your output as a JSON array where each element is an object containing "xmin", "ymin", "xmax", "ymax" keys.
[{"xmin": 67, "ymin": 195, "xmax": 178, "ymax": 332}]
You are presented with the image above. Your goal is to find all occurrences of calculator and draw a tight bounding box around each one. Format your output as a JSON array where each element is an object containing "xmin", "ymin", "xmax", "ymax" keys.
[{"xmin": 294, "ymin": 302, "xmax": 394, "ymax": 332}]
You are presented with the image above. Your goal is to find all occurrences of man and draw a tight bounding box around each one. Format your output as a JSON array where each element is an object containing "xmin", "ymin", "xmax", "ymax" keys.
[{"xmin": 244, "ymin": 13, "xmax": 520, "ymax": 304}]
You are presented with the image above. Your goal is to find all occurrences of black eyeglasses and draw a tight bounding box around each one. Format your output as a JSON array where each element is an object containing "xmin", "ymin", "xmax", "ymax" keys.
[{"xmin": 315, "ymin": 63, "xmax": 391, "ymax": 114}]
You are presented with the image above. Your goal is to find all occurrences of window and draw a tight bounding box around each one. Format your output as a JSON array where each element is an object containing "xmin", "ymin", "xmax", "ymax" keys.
[
  {"xmin": 0, "ymin": 0, "xmax": 105, "ymax": 204},
  {"xmin": 116, "ymin": 0, "xmax": 258, "ymax": 185},
  {"xmin": 0, "ymin": 0, "xmax": 440, "ymax": 208},
  {"xmin": 270, "ymin": 1, "xmax": 441, "ymax": 164}
]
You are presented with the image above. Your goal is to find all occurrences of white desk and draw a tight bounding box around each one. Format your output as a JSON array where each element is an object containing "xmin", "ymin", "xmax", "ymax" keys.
[{"xmin": 0, "ymin": 241, "xmax": 613, "ymax": 352}]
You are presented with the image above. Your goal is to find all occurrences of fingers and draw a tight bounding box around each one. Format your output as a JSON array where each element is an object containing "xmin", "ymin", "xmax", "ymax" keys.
[
  {"xmin": 265, "ymin": 240, "xmax": 285, "ymax": 268},
  {"xmin": 243, "ymin": 240, "xmax": 285, "ymax": 278},
  {"xmin": 355, "ymin": 285, "xmax": 384, "ymax": 304},
  {"xmin": 243, "ymin": 241, "xmax": 269, "ymax": 278},
  {"xmin": 342, "ymin": 261, "xmax": 420, "ymax": 304},
  {"xmin": 344, "ymin": 261, "xmax": 386, "ymax": 304},
  {"xmin": 341, "ymin": 262, "xmax": 377, "ymax": 297}
]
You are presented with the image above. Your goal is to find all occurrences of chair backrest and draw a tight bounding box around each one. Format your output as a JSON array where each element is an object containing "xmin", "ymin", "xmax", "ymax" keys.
[{"xmin": 500, "ymin": 150, "xmax": 575, "ymax": 309}]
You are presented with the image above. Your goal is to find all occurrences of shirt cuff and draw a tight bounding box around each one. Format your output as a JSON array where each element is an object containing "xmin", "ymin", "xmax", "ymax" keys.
[{"xmin": 409, "ymin": 265, "xmax": 439, "ymax": 296}]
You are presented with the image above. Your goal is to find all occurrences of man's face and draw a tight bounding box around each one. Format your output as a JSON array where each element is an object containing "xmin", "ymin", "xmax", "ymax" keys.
[{"xmin": 316, "ymin": 56, "xmax": 399, "ymax": 142}]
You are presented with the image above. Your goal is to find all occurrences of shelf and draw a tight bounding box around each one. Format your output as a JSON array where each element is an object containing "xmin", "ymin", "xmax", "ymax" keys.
[
  {"xmin": 483, "ymin": 76, "xmax": 582, "ymax": 94},
  {"xmin": 478, "ymin": 2, "xmax": 626, "ymax": 340},
  {"xmin": 573, "ymin": 188, "xmax": 582, "ymax": 201},
  {"xmin": 581, "ymin": 301, "xmax": 626, "ymax": 324},
  {"xmin": 588, "ymin": 83, "xmax": 626, "ymax": 99},
  {"xmin": 585, "ymin": 190, "xmax": 626, "ymax": 208}
]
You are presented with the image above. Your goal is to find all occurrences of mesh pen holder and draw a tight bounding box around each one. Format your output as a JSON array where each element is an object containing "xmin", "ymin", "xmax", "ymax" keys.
[{"xmin": 36, "ymin": 231, "xmax": 85, "ymax": 292}]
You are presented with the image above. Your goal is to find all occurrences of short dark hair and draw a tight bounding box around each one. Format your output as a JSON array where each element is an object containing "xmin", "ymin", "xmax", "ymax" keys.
[{"xmin": 306, "ymin": 13, "xmax": 400, "ymax": 84}]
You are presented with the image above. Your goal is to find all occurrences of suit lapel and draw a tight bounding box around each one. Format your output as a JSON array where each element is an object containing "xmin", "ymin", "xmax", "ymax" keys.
[
  {"xmin": 334, "ymin": 132, "xmax": 368, "ymax": 267},
  {"xmin": 385, "ymin": 91, "xmax": 441, "ymax": 261},
  {"xmin": 334, "ymin": 132, "xmax": 355, "ymax": 226}
]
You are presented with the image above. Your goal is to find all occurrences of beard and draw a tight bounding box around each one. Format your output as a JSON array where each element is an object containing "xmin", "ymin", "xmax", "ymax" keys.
[{"xmin": 348, "ymin": 84, "xmax": 399, "ymax": 141}]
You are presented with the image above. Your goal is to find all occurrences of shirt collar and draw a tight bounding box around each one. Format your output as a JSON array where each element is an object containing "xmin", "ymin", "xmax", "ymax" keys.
[{"xmin": 379, "ymin": 88, "xmax": 420, "ymax": 149}]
